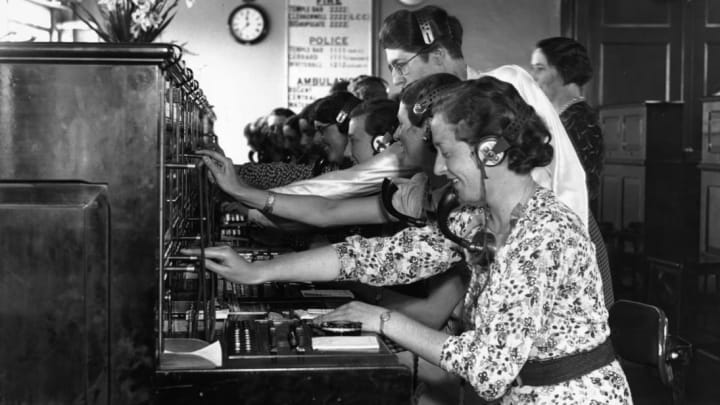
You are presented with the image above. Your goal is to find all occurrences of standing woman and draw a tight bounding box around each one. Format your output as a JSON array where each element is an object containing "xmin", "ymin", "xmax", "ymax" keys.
[
  {"xmin": 531, "ymin": 37, "xmax": 614, "ymax": 307},
  {"xmin": 531, "ymin": 37, "xmax": 603, "ymax": 210},
  {"xmin": 184, "ymin": 77, "xmax": 632, "ymax": 404}
]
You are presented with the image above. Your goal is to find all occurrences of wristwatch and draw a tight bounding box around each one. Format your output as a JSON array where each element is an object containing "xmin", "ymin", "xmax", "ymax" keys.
[
  {"xmin": 379, "ymin": 311, "xmax": 392, "ymax": 336},
  {"xmin": 262, "ymin": 191, "xmax": 276, "ymax": 214}
]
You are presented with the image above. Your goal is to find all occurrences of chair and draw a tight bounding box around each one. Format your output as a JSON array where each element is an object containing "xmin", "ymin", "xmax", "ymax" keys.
[
  {"xmin": 609, "ymin": 299, "xmax": 692, "ymax": 404},
  {"xmin": 683, "ymin": 261, "xmax": 720, "ymax": 402},
  {"xmin": 691, "ymin": 262, "xmax": 720, "ymax": 341}
]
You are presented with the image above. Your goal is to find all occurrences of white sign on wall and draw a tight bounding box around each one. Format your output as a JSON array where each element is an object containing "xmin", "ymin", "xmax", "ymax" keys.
[{"xmin": 287, "ymin": 0, "xmax": 373, "ymax": 111}]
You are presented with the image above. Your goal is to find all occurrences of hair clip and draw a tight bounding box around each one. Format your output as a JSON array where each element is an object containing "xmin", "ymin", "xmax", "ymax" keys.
[{"xmin": 415, "ymin": 12, "xmax": 435, "ymax": 45}]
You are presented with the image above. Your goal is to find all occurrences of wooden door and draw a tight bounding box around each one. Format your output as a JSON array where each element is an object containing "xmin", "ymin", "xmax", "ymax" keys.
[
  {"xmin": 700, "ymin": 169, "xmax": 720, "ymax": 259},
  {"xmin": 702, "ymin": 98, "xmax": 720, "ymax": 165}
]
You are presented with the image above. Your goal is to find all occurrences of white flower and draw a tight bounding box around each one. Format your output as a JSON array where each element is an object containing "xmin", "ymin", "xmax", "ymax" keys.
[
  {"xmin": 129, "ymin": 21, "xmax": 142, "ymax": 39},
  {"xmin": 131, "ymin": 9, "xmax": 152, "ymax": 31},
  {"xmin": 148, "ymin": 11, "xmax": 162, "ymax": 28}
]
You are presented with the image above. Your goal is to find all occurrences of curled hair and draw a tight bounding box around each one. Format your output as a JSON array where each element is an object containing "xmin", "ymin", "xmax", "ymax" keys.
[
  {"xmin": 284, "ymin": 114, "xmax": 301, "ymax": 134},
  {"xmin": 298, "ymin": 98, "xmax": 323, "ymax": 130},
  {"xmin": 270, "ymin": 107, "xmax": 295, "ymax": 119},
  {"xmin": 536, "ymin": 37, "xmax": 593, "ymax": 86},
  {"xmin": 244, "ymin": 117, "xmax": 286, "ymax": 163},
  {"xmin": 348, "ymin": 75, "xmax": 388, "ymax": 100},
  {"xmin": 432, "ymin": 77, "xmax": 554, "ymax": 174},
  {"xmin": 350, "ymin": 98, "xmax": 399, "ymax": 136},
  {"xmin": 399, "ymin": 73, "xmax": 461, "ymax": 128},
  {"xmin": 379, "ymin": 5, "xmax": 464, "ymax": 59}
]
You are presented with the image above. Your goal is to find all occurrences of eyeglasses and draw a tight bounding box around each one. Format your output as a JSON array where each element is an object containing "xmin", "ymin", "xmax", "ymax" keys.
[{"xmin": 387, "ymin": 46, "xmax": 432, "ymax": 75}]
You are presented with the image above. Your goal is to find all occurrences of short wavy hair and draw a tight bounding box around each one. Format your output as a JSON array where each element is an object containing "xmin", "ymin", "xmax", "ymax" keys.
[
  {"xmin": 432, "ymin": 77, "xmax": 554, "ymax": 174},
  {"xmin": 399, "ymin": 72, "xmax": 462, "ymax": 128},
  {"xmin": 379, "ymin": 5, "xmax": 464, "ymax": 60},
  {"xmin": 350, "ymin": 98, "xmax": 399, "ymax": 136},
  {"xmin": 348, "ymin": 75, "xmax": 388, "ymax": 101},
  {"xmin": 313, "ymin": 91, "xmax": 362, "ymax": 135},
  {"xmin": 536, "ymin": 37, "xmax": 593, "ymax": 87}
]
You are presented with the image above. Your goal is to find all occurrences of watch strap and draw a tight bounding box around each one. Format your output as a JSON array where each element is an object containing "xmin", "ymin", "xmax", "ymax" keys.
[
  {"xmin": 379, "ymin": 310, "xmax": 392, "ymax": 336},
  {"xmin": 262, "ymin": 191, "xmax": 276, "ymax": 214}
]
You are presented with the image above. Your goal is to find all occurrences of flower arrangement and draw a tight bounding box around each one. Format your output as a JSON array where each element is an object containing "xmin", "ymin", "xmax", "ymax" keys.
[{"xmin": 67, "ymin": 0, "xmax": 179, "ymax": 42}]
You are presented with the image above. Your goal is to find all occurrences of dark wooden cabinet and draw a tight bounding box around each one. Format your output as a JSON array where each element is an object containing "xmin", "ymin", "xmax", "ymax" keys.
[
  {"xmin": 0, "ymin": 43, "xmax": 214, "ymax": 405},
  {"xmin": 599, "ymin": 102, "xmax": 700, "ymax": 263},
  {"xmin": 600, "ymin": 163, "xmax": 644, "ymax": 230},
  {"xmin": 0, "ymin": 43, "xmax": 412, "ymax": 405},
  {"xmin": 700, "ymin": 97, "xmax": 720, "ymax": 261},
  {"xmin": 0, "ymin": 183, "xmax": 110, "ymax": 404}
]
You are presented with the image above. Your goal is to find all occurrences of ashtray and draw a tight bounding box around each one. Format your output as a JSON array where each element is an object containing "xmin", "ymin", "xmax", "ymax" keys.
[{"xmin": 318, "ymin": 320, "xmax": 362, "ymax": 336}]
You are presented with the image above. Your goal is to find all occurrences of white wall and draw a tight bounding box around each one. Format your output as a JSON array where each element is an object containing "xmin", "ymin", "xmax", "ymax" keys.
[
  {"xmin": 163, "ymin": 0, "xmax": 560, "ymax": 163},
  {"xmin": 162, "ymin": 0, "xmax": 289, "ymax": 163}
]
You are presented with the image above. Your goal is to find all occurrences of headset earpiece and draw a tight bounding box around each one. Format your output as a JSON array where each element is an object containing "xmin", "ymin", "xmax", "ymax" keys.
[
  {"xmin": 371, "ymin": 134, "xmax": 387, "ymax": 154},
  {"xmin": 474, "ymin": 136, "xmax": 510, "ymax": 167},
  {"xmin": 422, "ymin": 125, "xmax": 432, "ymax": 144},
  {"xmin": 336, "ymin": 101, "xmax": 355, "ymax": 126}
]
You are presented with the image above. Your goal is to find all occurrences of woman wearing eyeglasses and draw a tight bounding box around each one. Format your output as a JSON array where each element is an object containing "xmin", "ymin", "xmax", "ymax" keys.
[{"xmin": 185, "ymin": 77, "xmax": 631, "ymax": 404}]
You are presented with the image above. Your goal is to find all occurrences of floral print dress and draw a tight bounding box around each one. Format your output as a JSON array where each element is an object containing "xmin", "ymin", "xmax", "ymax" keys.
[{"xmin": 335, "ymin": 187, "xmax": 632, "ymax": 404}]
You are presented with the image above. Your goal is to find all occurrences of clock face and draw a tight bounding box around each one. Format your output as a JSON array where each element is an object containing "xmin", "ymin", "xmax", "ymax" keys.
[{"xmin": 228, "ymin": 4, "xmax": 269, "ymax": 44}]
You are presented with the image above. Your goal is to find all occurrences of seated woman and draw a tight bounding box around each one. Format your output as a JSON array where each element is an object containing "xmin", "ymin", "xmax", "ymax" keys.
[
  {"xmin": 347, "ymin": 98, "xmax": 398, "ymax": 164},
  {"xmin": 185, "ymin": 77, "xmax": 631, "ymax": 403}
]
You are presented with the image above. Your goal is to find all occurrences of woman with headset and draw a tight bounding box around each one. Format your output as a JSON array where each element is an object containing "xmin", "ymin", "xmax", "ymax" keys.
[
  {"xmin": 197, "ymin": 79, "xmax": 441, "ymax": 230},
  {"xmin": 186, "ymin": 77, "xmax": 631, "ymax": 403},
  {"xmin": 346, "ymin": 98, "xmax": 397, "ymax": 165}
]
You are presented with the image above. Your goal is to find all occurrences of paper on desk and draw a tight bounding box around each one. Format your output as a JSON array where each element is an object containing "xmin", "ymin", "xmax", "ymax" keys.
[
  {"xmin": 293, "ymin": 308, "xmax": 334, "ymax": 320},
  {"xmin": 312, "ymin": 336, "xmax": 379, "ymax": 352},
  {"xmin": 301, "ymin": 289, "xmax": 354, "ymax": 298},
  {"xmin": 161, "ymin": 338, "xmax": 222, "ymax": 369}
]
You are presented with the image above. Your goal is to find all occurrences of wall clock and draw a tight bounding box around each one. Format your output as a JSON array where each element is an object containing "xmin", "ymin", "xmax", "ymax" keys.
[{"xmin": 228, "ymin": 3, "xmax": 269, "ymax": 45}]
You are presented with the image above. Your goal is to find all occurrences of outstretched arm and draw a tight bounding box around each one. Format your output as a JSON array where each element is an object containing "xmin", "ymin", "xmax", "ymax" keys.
[
  {"xmin": 270, "ymin": 141, "xmax": 417, "ymax": 198},
  {"xmin": 181, "ymin": 244, "xmax": 342, "ymax": 284},
  {"xmin": 198, "ymin": 150, "xmax": 391, "ymax": 227},
  {"xmin": 315, "ymin": 300, "xmax": 449, "ymax": 366}
]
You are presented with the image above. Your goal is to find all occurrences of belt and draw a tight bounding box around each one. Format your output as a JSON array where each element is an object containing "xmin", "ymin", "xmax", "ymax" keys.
[{"xmin": 514, "ymin": 339, "xmax": 615, "ymax": 387}]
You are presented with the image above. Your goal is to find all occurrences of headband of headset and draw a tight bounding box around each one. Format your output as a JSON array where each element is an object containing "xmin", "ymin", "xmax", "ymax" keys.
[
  {"xmin": 336, "ymin": 99, "xmax": 356, "ymax": 126},
  {"xmin": 412, "ymin": 82, "xmax": 461, "ymax": 121},
  {"xmin": 436, "ymin": 187, "xmax": 497, "ymax": 267}
]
